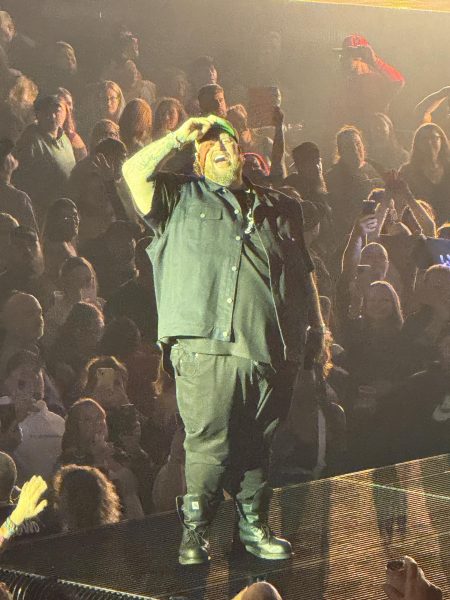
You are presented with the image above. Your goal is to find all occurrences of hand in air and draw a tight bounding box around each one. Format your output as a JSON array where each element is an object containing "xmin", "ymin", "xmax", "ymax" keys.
[
  {"xmin": 10, "ymin": 475, "xmax": 48, "ymax": 526},
  {"xmin": 175, "ymin": 116, "xmax": 221, "ymax": 145},
  {"xmin": 356, "ymin": 214, "xmax": 378, "ymax": 236}
]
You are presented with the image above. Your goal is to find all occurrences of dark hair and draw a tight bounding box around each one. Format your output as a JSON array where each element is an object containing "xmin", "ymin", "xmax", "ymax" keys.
[
  {"xmin": 362, "ymin": 280, "xmax": 403, "ymax": 331},
  {"xmin": 100, "ymin": 317, "xmax": 141, "ymax": 358},
  {"xmin": 153, "ymin": 97, "xmax": 187, "ymax": 139},
  {"xmin": 409, "ymin": 123, "xmax": 450, "ymax": 169},
  {"xmin": 81, "ymin": 355, "xmax": 128, "ymax": 397},
  {"xmin": 34, "ymin": 94, "xmax": 61, "ymax": 114},
  {"xmin": 292, "ymin": 141, "xmax": 320, "ymax": 163},
  {"xmin": 94, "ymin": 136, "xmax": 127, "ymax": 163},
  {"xmin": 54, "ymin": 302, "xmax": 104, "ymax": 351},
  {"xmin": 334, "ymin": 124, "xmax": 364, "ymax": 163},
  {"xmin": 59, "ymin": 255, "xmax": 96, "ymax": 283},
  {"xmin": 89, "ymin": 119, "xmax": 120, "ymax": 149},
  {"xmin": 54, "ymin": 464, "xmax": 121, "ymax": 530},
  {"xmin": 189, "ymin": 55, "xmax": 215, "ymax": 73},
  {"xmin": 198, "ymin": 83, "xmax": 223, "ymax": 104},
  {"xmin": 61, "ymin": 398, "xmax": 105, "ymax": 457},
  {"xmin": 5, "ymin": 349, "xmax": 42, "ymax": 378},
  {"xmin": 42, "ymin": 197, "xmax": 78, "ymax": 240}
]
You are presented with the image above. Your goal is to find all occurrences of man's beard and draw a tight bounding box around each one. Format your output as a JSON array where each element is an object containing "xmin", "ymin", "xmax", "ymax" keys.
[{"xmin": 204, "ymin": 159, "xmax": 243, "ymax": 187}]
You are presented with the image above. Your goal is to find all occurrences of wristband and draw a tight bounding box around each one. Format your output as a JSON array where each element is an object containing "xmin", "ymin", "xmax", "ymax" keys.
[{"xmin": 2, "ymin": 516, "xmax": 18, "ymax": 539}]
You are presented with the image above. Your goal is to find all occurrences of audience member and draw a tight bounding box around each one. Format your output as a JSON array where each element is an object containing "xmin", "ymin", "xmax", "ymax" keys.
[
  {"xmin": 82, "ymin": 220, "xmax": 140, "ymax": 299},
  {"xmin": 365, "ymin": 113, "xmax": 409, "ymax": 170},
  {"xmin": 0, "ymin": 226, "xmax": 44, "ymax": 307},
  {"xmin": 71, "ymin": 139, "xmax": 128, "ymax": 245},
  {"xmin": 104, "ymin": 236, "xmax": 158, "ymax": 344},
  {"xmin": 326, "ymin": 126, "xmax": 381, "ymax": 240},
  {"xmin": 399, "ymin": 123, "xmax": 450, "ymax": 224},
  {"xmin": 119, "ymin": 98, "xmax": 152, "ymax": 155},
  {"xmin": 3, "ymin": 350, "xmax": 64, "ymax": 482},
  {"xmin": 227, "ymin": 104, "xmax": 273, "ymax": 165},
  {"xmin": 152, "ymin": 97, "xmax": 187, "ymax": 141},
  {"xmin": 335, "ymin": 34, "xmax": 405, "ymax": 128},
  {"xmin": 0, "ymin": 74, "xmax": 38, "ymax": 143},
  {"xmin": 80, "ymin": 81, "xmax": 125, "ymax": 140},
  {"xmin": 53, "ymin": 464, "xmax": 121, "ymax": 531},
  {"xmin": 0, "ymin": 451, "xmax": 45, "ymax": 539},
  {"xmin": 14, "ymin": 94, "xmax": 76, "ymax": 225},
  {"xmin": 399, "ymin": 264, "xmax": 450, "ymax": 376},
  {"xmin": 0, "ymin": 292, "xmax": 44, "ymax": 378},
  {"xmin": 46, "ymin": 302, "xmax": 104, "ymax": 403},
  {"xmin": 115, "ymin": 60, "xmax": 157, "ymax": 107},
  {"xmin": 0, "ymin": 138, "xmax": 38, "ymax": 231},
  {"xmin": 43, "ymin": 256, "xmax": 102, "ymax": 350},
  {"xmin": 60, "ymin": 398, "xmax": 143, "ymax": 519},
  {"xmin": 39, "ymin": 41, "xmax": 80, "ymax": 98},
  {"xmin": 100, "ymin": 317, "xmax": 159, "ymax": 413},
  {"xmin": 56, "ymin": 87, "xmax": 87, "ymax": 162},
  {"xmin": 42, "ymin": 198, "xmax": 79, "ymax": 288},
  {"xmin": 198, "ymin": 83, "xmax": 227, "ymax": 118}
]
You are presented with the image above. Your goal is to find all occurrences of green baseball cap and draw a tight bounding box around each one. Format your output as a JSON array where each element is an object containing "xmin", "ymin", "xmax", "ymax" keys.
[{"xmin": 197, "ymin": 116, "xmax": 239, "ymax": 145}]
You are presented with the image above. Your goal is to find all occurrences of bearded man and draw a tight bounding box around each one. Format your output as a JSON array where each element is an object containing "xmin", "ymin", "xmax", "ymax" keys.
[{"xmin": 122, "ymin": 115, "xmax": 325, "ymax": 565}]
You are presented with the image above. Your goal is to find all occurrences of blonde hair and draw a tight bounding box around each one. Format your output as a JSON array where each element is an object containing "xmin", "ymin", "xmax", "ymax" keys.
[{"xmin": 7, "ymin": 75, "xmax": 38, "ymax": 112}]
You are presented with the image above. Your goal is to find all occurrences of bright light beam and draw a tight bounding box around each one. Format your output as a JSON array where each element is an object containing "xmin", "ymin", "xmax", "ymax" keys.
[{"xmin": 290, "ymin": 0, "xmax": 450, "ymax": 13}]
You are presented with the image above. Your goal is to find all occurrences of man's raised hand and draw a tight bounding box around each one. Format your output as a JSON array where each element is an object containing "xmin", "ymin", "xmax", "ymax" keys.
[{"xmin": 174, "ymin": 116, "xmax": 219, "ymax": 146}]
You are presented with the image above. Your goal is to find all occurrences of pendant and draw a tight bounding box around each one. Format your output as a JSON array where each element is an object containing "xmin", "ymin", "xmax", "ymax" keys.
[{"xmin": 244, "ymin": 208, "xmax": 255, "ymax": 235}]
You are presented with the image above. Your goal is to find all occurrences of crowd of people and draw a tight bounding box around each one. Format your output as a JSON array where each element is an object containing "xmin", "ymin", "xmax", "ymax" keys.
[{"xmin": 0, "ymin": 4, "xmax": 447, "ymax": 590}]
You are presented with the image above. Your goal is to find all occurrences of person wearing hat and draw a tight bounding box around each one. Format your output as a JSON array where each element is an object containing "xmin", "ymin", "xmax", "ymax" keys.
[
  {"xmin": 122, "ymin": 115, "xmax": 325, "ymax": 564},
  {"xmin": 14, "ymin": 95, "xmax": 75, "ymax": 226},
  {"xmin": 0, "ymin": 138, "xmax": 38, "ymax": 232},
  {"xmin": 335, "ymin": 34, "xmax": 405, "ymax": 128}
]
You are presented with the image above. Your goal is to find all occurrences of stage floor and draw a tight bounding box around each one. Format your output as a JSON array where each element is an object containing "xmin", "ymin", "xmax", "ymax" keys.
[{"xmin": 2, "ymin": 454, "xmax": 450, "ymax": 599}]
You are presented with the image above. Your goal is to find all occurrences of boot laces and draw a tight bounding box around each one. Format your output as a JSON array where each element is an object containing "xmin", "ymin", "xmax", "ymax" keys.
[
  {"xmin": 260, "ymin": 523, "xmax": 273, "ymax": 540},
  {"xmin": 185, "ymin": 528, "xmax": 207, "ymax": 545}
]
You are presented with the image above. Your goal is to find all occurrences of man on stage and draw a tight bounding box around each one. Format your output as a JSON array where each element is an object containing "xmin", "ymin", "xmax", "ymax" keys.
[{"xmin": 122, "ymin": 115, "xmax": 325, "ymax": 565}]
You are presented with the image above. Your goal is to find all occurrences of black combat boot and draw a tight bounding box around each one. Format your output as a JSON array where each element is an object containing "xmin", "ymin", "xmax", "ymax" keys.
[
  {"xmin": 177, "ymin": 495, "xmax": 211, "ymax": 565},
  {"xmin": 235, "ymin": 491, "xmax": 292, "ymax": 560}
]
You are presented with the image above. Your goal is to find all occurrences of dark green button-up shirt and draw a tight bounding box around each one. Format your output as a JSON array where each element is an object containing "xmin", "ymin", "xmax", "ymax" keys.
[{"xmin": 145, "ymin": 173, "xmax": 314, "ymax": 363}]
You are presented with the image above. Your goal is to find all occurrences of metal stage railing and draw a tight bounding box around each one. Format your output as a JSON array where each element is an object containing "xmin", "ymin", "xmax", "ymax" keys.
[{"xmin": 0, "ymin": 568, "xmax": 155, "ymax": 600}]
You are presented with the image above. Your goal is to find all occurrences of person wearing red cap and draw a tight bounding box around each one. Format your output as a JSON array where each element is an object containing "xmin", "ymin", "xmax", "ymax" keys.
[{"xmin": 335, "ymin": 34, "xmax": 405, "ymax": 128}]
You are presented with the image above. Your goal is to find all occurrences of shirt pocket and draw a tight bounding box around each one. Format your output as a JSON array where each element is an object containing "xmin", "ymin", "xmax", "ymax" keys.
[{"xmin": 184, "ymin": 204, "xmax": 223, "ymax": 244}]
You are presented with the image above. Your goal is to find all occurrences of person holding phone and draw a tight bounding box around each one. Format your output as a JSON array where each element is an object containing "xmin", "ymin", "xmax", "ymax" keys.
[{"xmin": 122, "ymin": 114, "xmax": 324, "ymax": 565}]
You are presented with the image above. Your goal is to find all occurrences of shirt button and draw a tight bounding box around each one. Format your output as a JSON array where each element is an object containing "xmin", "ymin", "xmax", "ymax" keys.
[
  {"xmin": 235, "ymin": 235, "xmax": 241, "ymax": 241},
  {"xmin": 234, "ymin": 208, "xmax": 240, "ymax": 214},
  {"xmin": 231, "ymin": 266, "xmax": 237, "ymax": 272},
  {"xmin": 227, "ymin": 297, "xmax": 233, "ymax": 304},
  {"xmin": 223, "ymin": 331, "xmax": 228, "ymax": 337},
  {"xmin": 200, "ymin": 213, "xmax": 206, "ymax": 219}
]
